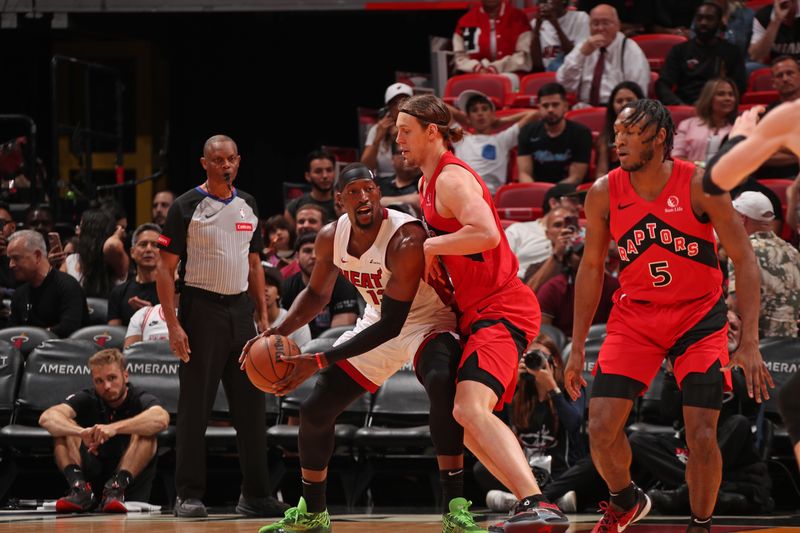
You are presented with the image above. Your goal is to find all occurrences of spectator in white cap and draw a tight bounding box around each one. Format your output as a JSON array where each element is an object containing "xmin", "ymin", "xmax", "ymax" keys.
[
  {"xmin": 728, "ymin": 190, "xmax": 800, "ymax": 337},
  {"xmin": 447, "ymin": 90, "xmax": 538, "ymax": 195},
  {"xmin": 361, "ymin": 82, "xmax": 414, "ymax": 178}
]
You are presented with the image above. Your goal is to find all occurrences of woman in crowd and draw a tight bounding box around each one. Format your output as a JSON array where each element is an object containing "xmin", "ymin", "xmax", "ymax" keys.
[
  {"xmin": 262, "ymin": 214, "xmax": 296, "ymax": 269},
  {"xmin": 673, "ymin": 78, "xmax": 739, "ymax": 165},
  {"xmin": 595, "ymin": 81, "xmax": 645, "ymax": 178}
]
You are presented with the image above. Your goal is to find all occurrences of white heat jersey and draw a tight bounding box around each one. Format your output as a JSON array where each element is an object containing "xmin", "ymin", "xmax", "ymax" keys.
[
  {"xmin": 333, "ymin": 209, "xmax": 453, "ymax": 327},
  {"xmin": 329, "ymin": 208, "xmax": 457, "ymax": 390}
]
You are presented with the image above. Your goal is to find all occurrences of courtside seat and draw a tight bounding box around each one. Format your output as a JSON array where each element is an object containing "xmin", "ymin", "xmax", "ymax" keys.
[
  {"xmin": 636, "ymin": 363, "xmax": 670, "ymax": 425},
  {"xmin": 540, "ymin": 323, "xmax": 566, "ymax": 352},
  {"xmin": 0, "ymin": 341, "xmax": 23, "ymax": 425},
  {"xmin": 318, "ymin": 325, "xmax": 356, "ymax": 340},
  {"xmin": 0, "ymin": 326, "xmax": 57, "ymax": 358},
  {"xmin": 0, "ymin": 339, "xmax": 98, "ymax": 452},
  {"xmin": 86, "ymin": 298, "xmax": 109, "ymax": 326},
  {"xmin": 760, "ymin": 337, "xmax": 800, "ymax": 423},
  {"xmin": 69, "ymin": 325, "xmax": 128, "ymax": 350},
  {"xmin": 301, "ymin": 338, "xmax": 336, "ymax": 354},
  {"xmin": 587, "ymin": 322, "xmax": 607, "ymax": 341}
]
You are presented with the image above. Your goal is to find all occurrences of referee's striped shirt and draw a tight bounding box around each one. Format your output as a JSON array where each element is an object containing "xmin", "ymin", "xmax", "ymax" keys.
[{"xmin": 157, "ymin": 186, "xmax": 263, "ymax": 295}]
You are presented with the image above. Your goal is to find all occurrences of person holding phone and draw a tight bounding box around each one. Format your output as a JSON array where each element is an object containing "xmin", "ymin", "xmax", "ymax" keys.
[{"xmin": 525, "ymin": 206, "xmax": 580, "ymax": 291}]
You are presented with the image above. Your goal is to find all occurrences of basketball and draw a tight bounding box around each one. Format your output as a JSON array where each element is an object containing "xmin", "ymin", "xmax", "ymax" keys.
[{"xmin": 245, "ymin": 335, "xmax": 299, "ymax": 392}]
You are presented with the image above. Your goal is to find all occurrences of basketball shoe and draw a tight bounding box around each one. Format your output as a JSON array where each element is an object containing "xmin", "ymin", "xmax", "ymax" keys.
[
  {"xmin": 442, "ymin": 497, "xmax": 488, "ymax": 532},
  {"xmin": 591, "ymin": 485, "xmax": 651, "ymax": 533},
  {"xmin": 56, "ymin": 480, "xmax": 96, "ymax": 513},
  {"xmin": 488, "ymin": 497, "xmax": 570, "ymax": 533},
  {"xmin": 100, "ymin": 478, "xmax": 127, "ymax": 513},
  {"xmin": 258, "ymin": 497, "xmax": 331, "ymax": 533}
]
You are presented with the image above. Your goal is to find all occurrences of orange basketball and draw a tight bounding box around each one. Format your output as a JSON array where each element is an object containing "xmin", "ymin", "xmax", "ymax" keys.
[{"xmin": 245, "ymin": 335, "xmax": 298, "ymax": 392}]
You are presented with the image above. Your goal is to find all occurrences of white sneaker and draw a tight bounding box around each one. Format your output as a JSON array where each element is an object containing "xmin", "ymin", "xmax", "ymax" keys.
[
  {"xmin": 485, "ymin": 490, "xmax": 516, "ymax": 512},
  {"xmin": 555, "ymin": 490, "xmax": 577, "ymax": 513}
]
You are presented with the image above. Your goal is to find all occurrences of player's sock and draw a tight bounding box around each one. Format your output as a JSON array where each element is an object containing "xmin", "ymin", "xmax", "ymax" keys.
[
  {"xmin": 439, "ymin": 468, "xmax": 464, "ymax": 513},
  {"xmin": 63, "ymin": 464, "xmax": 85, "ymax": 486},
  {"xmin": 301, "ymin": 478, "xmax": 327, "ymax": 513},
  {"xmin": 609, "ymin": 482, "xmax": 636, "ymax": 510},
  {"xmin": 688, "ymin": 515, "xmax": 712, "ymax": 531}
]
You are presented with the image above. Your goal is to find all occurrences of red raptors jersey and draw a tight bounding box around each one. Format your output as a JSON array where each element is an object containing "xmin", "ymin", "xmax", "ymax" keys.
[
  {"xmin": 420, "ymin": 151, "xmax": 520, "ymax": 312},
  {"xmin": 608, "ymin": 158, "xmax": 722, "ymax": 304}
]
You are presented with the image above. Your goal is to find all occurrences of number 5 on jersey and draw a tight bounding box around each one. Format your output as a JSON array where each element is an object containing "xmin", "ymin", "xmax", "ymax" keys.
[{"xmin": 648, "ymin": 261, "xmax": 672, "ymax": 287}]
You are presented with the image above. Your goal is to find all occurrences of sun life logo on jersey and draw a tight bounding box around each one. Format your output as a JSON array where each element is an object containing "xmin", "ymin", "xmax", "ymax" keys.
[{"xmin": 664, "ymin": 195, "xmax": 683, "ymax": 214}]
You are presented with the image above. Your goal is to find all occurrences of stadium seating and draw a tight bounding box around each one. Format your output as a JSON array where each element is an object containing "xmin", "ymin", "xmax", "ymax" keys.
[
  {"xmin": 748, "ymin": 68, "xmax": 774, "ymax": 92},
  {"xmin": 0, "ymin": 342, "xmax": 23, "ymax": 425},
  {"xmin": 565, "ymin": 106, "xmax": 606, "ymax": 136},
  {"xmin": 740, "ymin": 91, "xmax": 778, "ymax": 105},
  {"xmin": 86, "ymin": 297, "xmax": 109, "ymax": 326},
  {"xmin": 69, "ymin": 325, "xmax": 128, "ymax": 350},
  {"xmin": 0, "ymin": 327, "xmax": 56, "ymax": 358},
  {"xmin": 494, "ymin": 182, "xmax": 554, "ymax": 210},
  {"xmin": 631, "ymin": 34, "xmax": 688, "ymax": 71},
  {"xmin": 318, "ymin": 325, "xmax": 356, "ymax": 340},
  {"xmin": 510, "ymin": 72, "xmax": 556, "ymax": 108},
  {"xmin": 540, "ymin": 323, "xmax": 566, "ymax": 352},
  {"xmin": 666, "ymin": 105, "xmax": 697, "ymax": 128},
  {"xmin": 444, "ymin": 73, "xmax": 514, "ymax": 109},
  {"xmin": 759, "ymin": 178, "xmax": 793, "ymax": 212}
]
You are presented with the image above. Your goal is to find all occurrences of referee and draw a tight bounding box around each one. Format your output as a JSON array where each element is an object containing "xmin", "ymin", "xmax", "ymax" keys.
[{"xmin": 156, "ymin": 135, "xmax": 288, "ymax": 518}]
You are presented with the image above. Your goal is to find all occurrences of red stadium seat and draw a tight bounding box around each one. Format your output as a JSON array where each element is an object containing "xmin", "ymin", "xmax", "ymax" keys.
[
  {"xmin": 759, "ymin": 178, "xmax": 794, "ymax": 210},
  {"xmin": 740, "ymin": 91, "xmax": 778, "ymax": 105},
  {"xmin": 746, "ymin": 0, "xmax": 773, "ymax": 8},
  {"xmin": 748, "ymin": 68, "xmax": 774, "ymax": 92},
  {"xmin": 322, "ymin": 145, "xmax": 359, "ymax": 163},
  {"xmin": 565, "ymin": 107, "xmax": 606, "ymax": 136},
  {"xmin": 444, "ymin": 74, "xmax": 514, "ymax": 109},
  {"xmin": 666, "ymin": 105, "xmax": 697, "ymax": 128},
  {"xmin": 631, "ymin": 34, "xmax": 688, "ymax": 71},
  {"xmin": 500, "ymin": 218, "xmax": 518, "ymax": 229},
  {"xmin": 510, "ymin": 72, "xmax": 557, "ymax": 107},
  {"xmin": 495, "ymin": 206, "xmax": 544, "ymax": 221},
  {"xmin": 648, "ymin": 71, "xmax": 659, "ymax": 98},
  {"xmin": 494, "ymin": 182, "xmax": 554, "ymax": 210}
]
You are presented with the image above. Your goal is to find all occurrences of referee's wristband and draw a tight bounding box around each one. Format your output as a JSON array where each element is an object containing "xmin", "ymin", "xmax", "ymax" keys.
[{"xmin": 314, "ymin": 352, "xmax": 327, "ymax": 369}]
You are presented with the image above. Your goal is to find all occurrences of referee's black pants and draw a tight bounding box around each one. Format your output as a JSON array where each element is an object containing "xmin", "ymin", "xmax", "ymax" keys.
[{"xmin": 176, "ymin": 287, "xmax": 269, "ymax": 500}]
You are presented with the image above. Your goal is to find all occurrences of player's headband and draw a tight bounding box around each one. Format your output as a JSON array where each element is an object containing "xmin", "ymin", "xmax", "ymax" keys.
[{"xmin": 336, "ymin": 163, "xmax": 376, "ymax": 192}]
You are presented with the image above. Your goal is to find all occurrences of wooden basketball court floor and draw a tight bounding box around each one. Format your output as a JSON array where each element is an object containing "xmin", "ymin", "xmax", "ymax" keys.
[{"xmin": 0, "ymin": 511, "xmax": 797, "ymax": 532}]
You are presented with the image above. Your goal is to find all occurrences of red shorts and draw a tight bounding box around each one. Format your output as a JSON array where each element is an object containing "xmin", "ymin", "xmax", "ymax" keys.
[
  {"xmin": 457, "ymin": 280, "xmax": 541, "ymax": 410},
  {"xmin": 595, "ymin": 293, "xmax": 731, "ymax": 394}
]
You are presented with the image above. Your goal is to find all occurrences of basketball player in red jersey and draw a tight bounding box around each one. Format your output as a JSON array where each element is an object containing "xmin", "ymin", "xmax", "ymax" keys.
[
  {"xmin": 396, "ymin": 94, "xmax": 570, "ymax": 533},
  {"xmin": 565, "ymin": 99, "xmax": 774, "ymax": 533}
]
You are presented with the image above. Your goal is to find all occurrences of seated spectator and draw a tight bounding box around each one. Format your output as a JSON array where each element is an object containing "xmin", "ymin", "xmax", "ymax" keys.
[
  {"xmin": 0, "ymin": 201, "xmax": 18, "ymax": 291},
  {"xmin": 650, "ymin": 0, "xmax": 705, "ymax": 37},
  {"xmin": 530, "ymin": 0, "xmax": 590, "ymax": 72},
  {"xmin": 535, "ymin": 238, "xmax": 619, "ymax": 338},
  {"xmin": 452, "ymin": 0, "xmax": 532, "ymax": 80},
  {"xmin": 263, "ymin": 266, "xmax": 311, "ymax": 348},
  {"xmin": 703, "ymin": 0, "xmax": 754, "ymax": 60},
  {"xmin": 518, "ymin": 83, "xmax": 592, "ymax": 184},
  {"xmin": 476, "ymin": 334, "xmax": 587, "ymax": 513},
  {"xmin": 576, "ymin": 0, "xmax": 654, "ymax": 37},
  {"xmin": 672, "ymin": 78, "xmax": 739, "ymax": 163},
  {"xmin": 749, "ymin": 0, "xmax": 800, "ymax": 65},
  {"xmin": 24, "ymin": 203, "xmax": 66, "ymax": 268},
  {"xmin": 451, "ymin": 90, "xmax": 538, "ymax": 194},
  {"xmin": 751, "ymin": 56, "xmax": 800, "ymax": 178},
  {"xmin": 524, "ymin": 206, "xmax": 581, "ymax": 290},
  {"xmin": 728, "ymin": 191, "xmax": 800, "ymax": 337},
  {"xmin": 361, "ymin": 83, "xmax": 413, "ymax": 179},
  {"xmin": 124, "ymin": 304, "xmax": 170, "ymax": 347},
  {"xmin": 595, "ymin": 81, "xmax": 645, "ymax": 178},
  {"xmin": 280, "ymin": 204, "xmax": 328, "ymax": 278},
  {"xmin": 281, "ymin": 232, "xmax": 359, "ymax": 338},
  {"xmin": 108, "ymin": 224, "xmax": 161, "ymax": 327},
  {"xmin": 506, "ymin": 185, "xmax": 582, "ymax": 280},
  {"xmin": 284, "ymin": 150, "xmax": 337, "ymax": 226},
  {"xmin": 38, "ymin": 348, "xmax": 169, "ymax": 513},
  {"xmin": 151, "ymin": 190, "xmax": 174, "ymax": 227},
  {"xmin": 378, "ymin": 142, "xmax": 423, "ymax": 209},
  {"xmin": 262, "ymin": 215, "xmax": 296, "ymax": 270},
  {"xmin": 557, "ymin": 4, "xmax": 650, "ymax": 106},
  {"xmin": 8, "ymin": 230, "xmax": 88, "ymax": 337},
  {"xmin": 656, "ymin": 2, "xmax": 747, "ymax": 105},
  {"xmin": 63, "ymin": 209, "xmax": 129, "ymax": 298}
]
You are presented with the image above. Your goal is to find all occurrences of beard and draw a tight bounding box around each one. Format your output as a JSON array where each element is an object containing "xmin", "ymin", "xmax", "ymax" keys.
[{"xmin": 620, "ymin": 144, "xmax": 655, "ymax": 172}]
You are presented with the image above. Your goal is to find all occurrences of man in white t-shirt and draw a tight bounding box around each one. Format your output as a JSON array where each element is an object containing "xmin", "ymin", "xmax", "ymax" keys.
[
  {"xmin": 450, "ymin": 90, "xmax": 538, "ymax": 195},
  {"xmin": 124, "ymin": 304, "xmax": 170, "ymax": 347},
  {"xmin": 530, "ymin": 0, "xmax": 590, "ymax": 72}
]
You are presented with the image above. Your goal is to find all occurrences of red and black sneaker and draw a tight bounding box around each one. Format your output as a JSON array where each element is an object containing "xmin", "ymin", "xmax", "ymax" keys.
[
  {"xmin": 100, "ymin": 480, "xmax": 128, "ymax": 513},
  {"xmin": 489, "ymin": 499, "xmax": 570, "ymax": 533},
  {"xmin": 56, "ymin": 481, "xmax": 96, "ymax": 513},
  {"xmin": 591, "ymin": 486, "xmax": 651, "ymax": 533}
]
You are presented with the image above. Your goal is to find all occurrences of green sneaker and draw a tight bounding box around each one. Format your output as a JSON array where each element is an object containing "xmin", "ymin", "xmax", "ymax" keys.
[
  {"xmin": 442, "ymin": 497, "xmax": 488, "ymax": 533},
  {"xmin": 257, "ymin": 497, "xmax": 332, "ymax": 533}
]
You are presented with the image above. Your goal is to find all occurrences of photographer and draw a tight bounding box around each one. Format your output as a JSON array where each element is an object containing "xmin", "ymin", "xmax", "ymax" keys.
[
  {"xmin": 475, "ymin": 334, "xmax": 588, "ymax": 512},
  {"xmin": 536, "ymin": 237, "xmax": 619, "ymax": 339},
  {"xmin": 524, "ymin": 207, "xmax": 580, "ymax": 291}
]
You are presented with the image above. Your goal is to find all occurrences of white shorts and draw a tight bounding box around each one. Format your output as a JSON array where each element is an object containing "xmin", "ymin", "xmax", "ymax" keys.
[{"xmin": 334, "ymin": 306, "xmax": 457, "ymax": 392}]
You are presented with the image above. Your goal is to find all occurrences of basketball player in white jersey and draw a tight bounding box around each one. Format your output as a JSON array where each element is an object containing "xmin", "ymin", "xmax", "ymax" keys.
[
  {"xmin": 703, "ymin": 101, "xmax": 800, "ymax": 194},
  {"xmin": 240, "ymin": 163, "xmax": 487, "ymax": 533}
]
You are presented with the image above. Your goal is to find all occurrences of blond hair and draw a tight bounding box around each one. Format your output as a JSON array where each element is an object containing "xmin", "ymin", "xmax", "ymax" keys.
[
  {"xmin": 88, "ymin": 348, "xmax": 126, "ymax": 371},
  {"xmin": 399, "ymin": 95, "xmax": 464, "ymax": 143}
]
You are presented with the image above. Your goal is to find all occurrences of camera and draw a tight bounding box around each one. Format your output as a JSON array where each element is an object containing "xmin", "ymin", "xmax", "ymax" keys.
[
  {"xmin": 378, "ymin": 106, "xmax": 390, "ymax": 119},
  {"xmin": 524, "ymin": 349, "xmax": 549, "ymax": 371}
]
